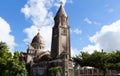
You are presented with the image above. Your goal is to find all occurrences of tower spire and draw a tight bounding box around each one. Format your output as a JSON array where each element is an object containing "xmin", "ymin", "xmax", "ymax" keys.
[
  {"xmin": 54, "ymin": 2, "xmax": 68, "ymax": 27},
  {"xmin": 55, "ymin": 2, "xmax": 67, "ymax": 18}
]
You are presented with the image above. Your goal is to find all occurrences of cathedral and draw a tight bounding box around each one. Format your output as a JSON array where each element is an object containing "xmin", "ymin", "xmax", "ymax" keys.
[{"xmin": 21, "ymin": 3, "xmax": 74, "ymax": 76}]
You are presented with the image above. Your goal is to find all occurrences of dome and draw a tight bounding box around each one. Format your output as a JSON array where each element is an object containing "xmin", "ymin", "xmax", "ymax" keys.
[{"xmin": 31, "ymin": 32, "xmax": 45, "ymax": 45}]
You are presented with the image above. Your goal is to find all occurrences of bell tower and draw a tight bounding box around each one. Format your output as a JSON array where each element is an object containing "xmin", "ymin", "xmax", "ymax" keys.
[
  {"xmin": 51, "ymin": 3, "xmax": 71, "ymax": 59},
  {"xmin": 51, "ymin": 3, "xmax": 74, "ymax": 76}
]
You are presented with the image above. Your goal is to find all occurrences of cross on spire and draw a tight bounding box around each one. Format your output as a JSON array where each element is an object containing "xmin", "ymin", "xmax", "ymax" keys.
[
  {"xmin": 38, "ymin": 28, "xmax": 40, "ymax": 32},
  {"xmin": 37, "ymin": 28, "xmax": 40, "ymax": 35},
  {"xmin": 60, "ymin": 1, "xmax": 63, "ymax": 6}
]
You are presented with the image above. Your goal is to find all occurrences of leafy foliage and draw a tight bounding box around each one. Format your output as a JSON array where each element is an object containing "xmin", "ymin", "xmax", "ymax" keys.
[
  {"xmin": 49, "ymin": 66, "xmax": 62, "ymax": 76},
  {"xmin": 72, "ymin": 50, "xmax": 120, "ymax": 76},
  {"xmin": 106, "ymin": 50, "xmax": 120, "ymax": 70},
  {"xmin": 0, "ymin": 42, "xmax": 27, "ymax": 76}
]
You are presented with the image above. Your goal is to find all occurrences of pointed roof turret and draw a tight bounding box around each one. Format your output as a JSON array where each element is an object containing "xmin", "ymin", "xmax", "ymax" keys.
[{"xmin": 55, "ymin": 2, "xmax": 67, "ymax": 18}]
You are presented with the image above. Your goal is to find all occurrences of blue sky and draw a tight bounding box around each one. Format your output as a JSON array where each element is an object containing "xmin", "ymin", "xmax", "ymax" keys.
[{"xmin": 1, "ymin": 0, "xmax": 120, "ymax": 56}]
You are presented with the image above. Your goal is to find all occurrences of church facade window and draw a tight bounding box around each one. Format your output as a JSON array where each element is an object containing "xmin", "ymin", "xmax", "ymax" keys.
[{"xmin": 61, "ymin": 29, "xmax": 67, "ymax": 35}]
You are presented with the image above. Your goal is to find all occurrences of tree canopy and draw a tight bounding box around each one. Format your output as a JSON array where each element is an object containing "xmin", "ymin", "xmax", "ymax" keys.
[
  {"xmin": 0, "ymin": 42, "xmax": 27, "ymax": 76},
  {"xmin": 72, "ymin": 50, "xmax": 120, "ymax": 76}
]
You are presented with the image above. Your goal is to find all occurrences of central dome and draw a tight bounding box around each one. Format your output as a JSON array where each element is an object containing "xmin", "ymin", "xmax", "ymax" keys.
[
  {"xmin": 31, "ymin": 32, "xmax": 45, "ymax": 49},
  {"xmin": 32, "ymin": 32, "xmax": 44, "ymax": 44}
]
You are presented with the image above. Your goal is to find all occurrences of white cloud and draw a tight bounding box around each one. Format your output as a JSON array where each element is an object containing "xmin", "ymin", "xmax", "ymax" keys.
[
  {"xmin": 84, "ymin": 17, "xmax": 100, "ymax": 25},
  {"xmin": 108, "ymin": 8, "xmax": 114, "ymax": 13},
  {"xmin": 71, "ymin": 47, "xmax": 80, "ymax": 57},
  {"xmin": 104, "ymin": 4, "xmax": 114, "ymax": 13},
  {"xmin": 82, "ymin": 44, "xmax": 101, "ymax": 53},
  {"xmin": 82, "ymin": 20, "xmax": 120, "ymax": 53},
  {"xmin": 54, "ymin": 0, "xmax": 73, "ymax": 7},
  {"xmin": 0, "ymin": 17, "xmax": 16, "ymax": 52},
  {"xmin": 84, "ymin": 17, "xmax": 92, "ymax": 24},
  {"xmin": 21, "ymin": 0, "xmax": 54, "ymax": 27},
  {"xmin": 73, "ymin": 28, "xmax": 82, "ymax": 35}
]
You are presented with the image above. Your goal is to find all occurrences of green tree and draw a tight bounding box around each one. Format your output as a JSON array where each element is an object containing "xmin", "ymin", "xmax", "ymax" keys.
[
  {"xmin": 0, "ymin": 42, "xmax": 27, "ymax": 76},
  {"xmin": 72, "ymin": 52, "xmax": 91, "ymax": 67},
  {"xmin": 106, "ymin": 50, "xmax": 120, "ymax": 70},
  {"xmin": 89, "ymin": 51, "xmax": 108, "ymax": 76},
  {"xmin": 72, "ymin": 50, "xmax": 120, "ymax": 76},
  {"xmin": 49, "ymin": 66, "xmax": 62, "ymax": 76}
]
